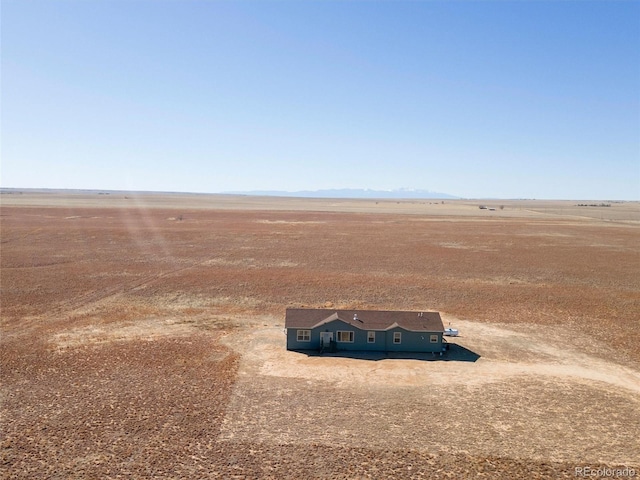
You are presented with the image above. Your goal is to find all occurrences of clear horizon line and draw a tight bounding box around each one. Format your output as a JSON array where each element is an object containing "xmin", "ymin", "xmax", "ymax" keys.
[{"xmin": 1, "ymin": 187, "xmax": 637, "ymax": 202}]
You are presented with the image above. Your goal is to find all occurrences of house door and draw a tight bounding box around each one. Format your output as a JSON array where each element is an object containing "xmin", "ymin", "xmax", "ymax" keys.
[{"xmin": 320, "ymin": 332, "xmax": 333, "ymax": 346}]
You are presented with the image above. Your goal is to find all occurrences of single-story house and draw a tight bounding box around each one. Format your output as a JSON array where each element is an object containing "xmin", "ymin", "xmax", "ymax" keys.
[{"xmin": 285, "ymin": 308, "xmax": 445, "ymax": 353}]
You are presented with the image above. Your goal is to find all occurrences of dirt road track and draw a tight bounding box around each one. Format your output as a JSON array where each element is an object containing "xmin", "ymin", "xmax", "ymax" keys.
[{"xmin": 219, "ymin": 316, "xmax": 640, "ymax": 466}]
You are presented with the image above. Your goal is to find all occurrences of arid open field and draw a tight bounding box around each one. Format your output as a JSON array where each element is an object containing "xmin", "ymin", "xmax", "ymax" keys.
[{"xmin": 1, "ymin": 191, "xmax": 639, "ymax": 478}]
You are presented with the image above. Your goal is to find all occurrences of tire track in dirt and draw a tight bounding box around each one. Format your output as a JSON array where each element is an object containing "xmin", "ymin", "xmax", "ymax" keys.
[
  {"xmin": 46, "ymin": 259, "xmax": 216, "ymax": 318},
  {"xmin": 4, "ymin": 261, "xmax": 214, "ymax": 341},
  {"xmin": 218, "ymin": 320, "xmax": 640, "ymax": 466},
  {"xmin": 230, "ymin": 319, "xmax": 640, "ymax": 396}
]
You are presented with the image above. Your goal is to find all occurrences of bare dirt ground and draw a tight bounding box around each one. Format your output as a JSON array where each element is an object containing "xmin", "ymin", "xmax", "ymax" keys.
[
  {"xmin": 1, "ymin": 192, "xmax": 639, "ymax": 478},
  {"xmin": 220, "ymin": 319, "xmax": 639, "ymax": 465}
]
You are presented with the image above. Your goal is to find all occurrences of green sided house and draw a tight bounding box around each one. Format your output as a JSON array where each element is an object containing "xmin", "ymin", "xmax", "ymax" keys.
[{"xmin": 285, "ymin": 308, "xmax": 445, "ymax": 353}]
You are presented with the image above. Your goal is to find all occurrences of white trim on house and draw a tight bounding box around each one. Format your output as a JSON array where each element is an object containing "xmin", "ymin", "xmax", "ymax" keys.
[
  {"xmin": 367, "ymin": 331, "xmax": 375, "ymax": 343},
  {"xmin": 393, "ymin": 332, "xmax": 402, "ymax": 344},
  {"xmin": 305, "ymin": 313, "xmax": 442, "ymax": 333},
  {"xmin": 430, "ymin": 334, "xmax": 438, "ymax": 343},
  {"xmin": 309, "ymin": 312, "xmax": 341, "ymax": 329},
  {"xmin": 297, "ymin": 329, "xmax": 311, "ymax": 342},
  {"xmin": 337, "ymin": 331, "xmax": 354, "ymax": 343}
]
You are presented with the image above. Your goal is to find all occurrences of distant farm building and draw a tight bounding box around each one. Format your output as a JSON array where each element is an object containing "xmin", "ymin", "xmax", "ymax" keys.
[{"xmin": 285, "ymin": 308, "xmax": 445, "ymax": 353}]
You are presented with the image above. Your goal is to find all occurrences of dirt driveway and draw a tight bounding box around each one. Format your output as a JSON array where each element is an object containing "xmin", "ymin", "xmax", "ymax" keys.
[{"xmin": 220, "ymin": 314, "xmax": 640, "ymax": 466}]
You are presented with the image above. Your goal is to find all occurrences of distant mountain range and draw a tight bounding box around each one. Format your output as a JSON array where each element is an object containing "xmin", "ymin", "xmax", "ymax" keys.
[{"xmin": 223, "ymin": 188, "xmax": 459, "ymax": 199}]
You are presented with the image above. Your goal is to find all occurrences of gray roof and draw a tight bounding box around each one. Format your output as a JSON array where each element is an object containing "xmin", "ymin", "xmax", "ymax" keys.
[{"xmin": 285, "ymin": 308, "xmax": 444, "ymax": 333}]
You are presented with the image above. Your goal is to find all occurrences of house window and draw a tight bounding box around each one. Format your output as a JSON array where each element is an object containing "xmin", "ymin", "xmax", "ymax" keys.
[
  {"xmin": 430, "ymin": 334, "xmax": 438, "ymax": 343},
  {"xmin": 337, "ymin": 331, "xmax": 354, "ymax": 343},
  {"xmin": 297, "ymin": 329, "xmax": 311, "ymax": 342},
  {"xmin": 393, "ymin": 332, "xmax": 402, "ymax": 344},
  {"xmin": 367, "ymin": 331, "xmax": 375, "ymax": 343}
]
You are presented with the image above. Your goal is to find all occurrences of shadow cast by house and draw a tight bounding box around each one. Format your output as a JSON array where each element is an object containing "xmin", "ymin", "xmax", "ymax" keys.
[
  {"xmin": 293, "ymin": 342, "xmax": 480, "ymax": 363},
  {"xmin": 440, "ymin": 343, "xmax": 481, "ymax": 362}
]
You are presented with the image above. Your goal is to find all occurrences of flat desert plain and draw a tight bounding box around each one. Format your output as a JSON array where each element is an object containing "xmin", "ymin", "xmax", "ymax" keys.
[{"xmin": 1, "ymin": 191, "xmax": 639, "ymax": 479}]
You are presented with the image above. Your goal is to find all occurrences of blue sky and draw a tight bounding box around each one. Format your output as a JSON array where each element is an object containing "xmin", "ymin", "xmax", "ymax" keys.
[{"xmin": 2, "ymin": 1, "xmax": 639, "ymax": 199}]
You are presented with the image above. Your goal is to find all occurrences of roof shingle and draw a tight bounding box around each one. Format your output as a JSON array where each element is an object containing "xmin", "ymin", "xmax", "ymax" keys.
[{"xmin": 285, "ymin": 308, "xmax": 444, "ymax": 332}]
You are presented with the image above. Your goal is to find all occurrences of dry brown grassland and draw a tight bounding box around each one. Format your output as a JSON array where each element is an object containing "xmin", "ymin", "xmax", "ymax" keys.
[{"xmin": 1, "ymin": 192, "xmax": 639, "ymax": 478}]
